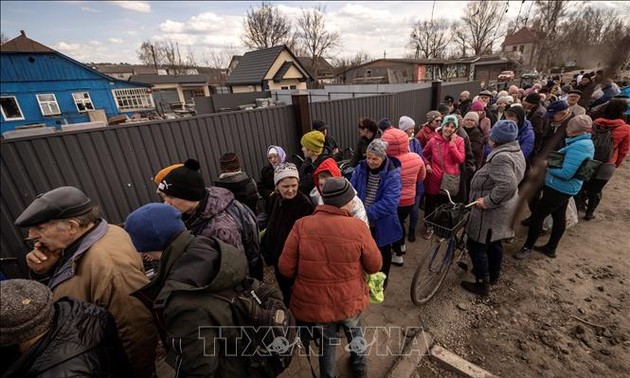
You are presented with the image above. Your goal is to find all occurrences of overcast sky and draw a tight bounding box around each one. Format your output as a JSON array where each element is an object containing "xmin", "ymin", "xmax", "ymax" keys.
[{"xmin": 1, "ymin": 1, "xmax": 626, "ymax": 65}]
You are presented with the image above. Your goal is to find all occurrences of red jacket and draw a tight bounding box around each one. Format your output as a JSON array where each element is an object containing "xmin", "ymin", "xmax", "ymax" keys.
[
  {"xmin": 278, "ymin": 205, "xmax": 382, "ymax": 323},
  {"xmin": 423, "ymin": 133, "xmax": 466, "ymax": 195},
  {"xmin": 593, "ymin": 118, "xmax": 630, "ymax": 168},
  {"xmin": 382, "ymin": 128, "xmax": 425, "ymax": 207},
  {"xmin": 312, "ymin": 158, "xmax": 342, "ymax": 189},
  {"xmin": 416, "ymin": 123, "xmax": 437, "ymax": 148}
]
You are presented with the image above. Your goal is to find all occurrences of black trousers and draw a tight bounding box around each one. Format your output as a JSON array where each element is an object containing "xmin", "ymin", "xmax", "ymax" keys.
[
  {"xmin": 575, "ymin": 178, "xmax": 609, "ymax": 215},
  {"xmin": 393, "ymin": 205, "xmax": 413, "ymax": 256},
  {"xmin": 524, "ymin": 186, "xmax": 571, "ymax": 251},
  {"xmin": 467, "ymin": 238, "xmax": 504, "ymax": 281},
  {"xmin": 371, "ymin": 227, "xmax": 392, "ymax": 289}
]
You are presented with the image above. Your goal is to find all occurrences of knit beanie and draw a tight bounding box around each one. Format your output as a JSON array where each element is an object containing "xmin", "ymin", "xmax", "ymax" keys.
[
  {"xmin": 566, "ymin": 115, "xmax": 592, "ymax": 134},
  {"xmin": 274, "ymin": 162, "xmax": 299, "ymax": 186},
  {"xmin": 463, "ymin": 111, "xmax": 479, "ymax": 124},
  {"xmin": 159, "ymin": 159, "xmax": 206, "ymax": 201},
  {"xmin": 398, "ymin": 116, "xmax": 415, "ymax": 132},
  {"xmin": 508, "ymin": 85, "xmax": 519, "ymax": 95},
  {"xmin": 524, "ymin": 93, "xmax": 541, "ymax": 105},
  {"xmin": 124, "ymin": 203, "xmax": 186, "ymax": 252},
  {"xmin": 497, "ymin": 90, "xmax": 508, "ymax": 98},
  {"xmin": 377, "ymin": 118, "xmax": 392, "ymax": 130},
  {"xmin": 300, "ymin": 131, "xmax": 325, "ymax": 154},
  {"xmin": 0, "ymin": 279, "xmax": 54, "ymax": 346},
  {"xmin": 154, "ymin": 163, "xmax": 184, "ymax": 185},
  {"xmin": 441, "ymin": 115, "xmax": 459, "ymax": 129},
  {"xmin": 321, "ymin": 178, "xmax": 355, "ymax": 208},
  {"xmin": 366, "ymin": 139, "xmax": 388, "ymax": 159},
  {"xmin": 489, "ymin": 120, "xmax": 518, "ymax": 144},
  {"xmin": 471, "ymin": 101, "xmax": 486, "ymax": 111},
  {"xmin": 219, "ymin": 152, "xmax": 241, "ymax": 172},
  {"xmin": 497, "ymin": 96, "xmax": 514, "ymax": 105}
]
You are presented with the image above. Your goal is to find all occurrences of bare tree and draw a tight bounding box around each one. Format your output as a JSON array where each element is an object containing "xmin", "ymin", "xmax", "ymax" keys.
[
  {"xmin": 296, "ymin": 4, "xmax": 340, "ymax": 82},
  {"xmin": 201, "ymin": 44, "xmax": 240, "ymax": 69},
  {"xmin": 136, "ymin": 39, "xmax": 187, "ymax": 72},
  {"xmin": 0, "ymin": 31, "xmax": 9, "ymax": 45},
  {"xmin": 530, "ymin": 0, "xmax": 570, "ymax": 73},
  {"xmin": 461, "ymin": 0, "xmax": 506, "ymax": 56},
  {"xmin": 450, "ymin": 21, "xmax": 468, "ymax": 58},
  {"xmin": 409, "ymin": 18, "xmax": 452, "ymax": 59},
  {"xmin": 241, "ymin": 2, "xmax": 293, "ymax": 49}
]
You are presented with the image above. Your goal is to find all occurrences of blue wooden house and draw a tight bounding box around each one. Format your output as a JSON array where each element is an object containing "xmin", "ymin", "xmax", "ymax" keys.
[{"xmin": 0, "ymin": 31, "xmax": 155, "ymax": 134}]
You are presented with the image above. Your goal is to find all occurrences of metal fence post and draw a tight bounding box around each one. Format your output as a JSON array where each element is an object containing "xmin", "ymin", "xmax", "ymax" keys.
[
  {"xmin": 431, "ymin": 81, "xmax": 442, "ymax": 110},
  {"xmin": 291, "ymin": 93, "xmax": 311, "ymax": 148}
]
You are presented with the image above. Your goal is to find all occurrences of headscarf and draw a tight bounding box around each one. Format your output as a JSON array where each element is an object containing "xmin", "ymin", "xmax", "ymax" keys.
[{"xmin": 267, "ymin": 145, "xmax": 286, "ymax": 168}]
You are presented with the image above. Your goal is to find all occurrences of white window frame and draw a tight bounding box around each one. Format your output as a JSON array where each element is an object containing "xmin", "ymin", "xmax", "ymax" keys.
[
  {"xmin": 72, "ymin": 92, "xmax": 95, "ymax": 113},
  {"xmin": 1, "ymin": 96, "xmax": 25, "ymax": 121},
  {"xmin": 36, "ymin": 93, "xmax": 61, "ymax": 116},
  {"xmin": 112, "ymin": 88, "xmax": 155, "ymax": 111}
]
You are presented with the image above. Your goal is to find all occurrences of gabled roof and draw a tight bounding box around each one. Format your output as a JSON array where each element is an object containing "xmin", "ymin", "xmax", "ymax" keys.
[
  {"xmin": 129, "ymin": 74, "xmax": 209, "ymax": 85},
  {"xmin": 0, "ymin": 31, "xmax": 54, "ymax": 53},
  {"xmin": 226, "ymin": 45, "xmax": 312, "ymax": 85},
  {"xmin": 503, "ymin": 27, "xmax": 537, "ymax": 46},
  {"xmin": 298, "ymin": 56, "xmax": 335, "ymax": 74}
]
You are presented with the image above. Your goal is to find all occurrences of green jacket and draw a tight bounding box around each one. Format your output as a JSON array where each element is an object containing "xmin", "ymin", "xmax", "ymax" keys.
[{"xmin": 134, "ymin": 231, "xmax": 255, "ymax": 377}]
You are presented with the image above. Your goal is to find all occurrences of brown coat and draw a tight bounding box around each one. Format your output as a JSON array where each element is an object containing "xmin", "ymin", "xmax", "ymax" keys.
[
  {"xmin": 50, "ymin": 223, "xmax": 157, "ymax": 377},
  {"xmin": 278, "ymin": 205, "xmax": 382, "ymax": 323}
]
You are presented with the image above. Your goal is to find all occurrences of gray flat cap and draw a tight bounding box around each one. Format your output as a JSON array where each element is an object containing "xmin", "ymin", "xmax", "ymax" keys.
[{"xmin": 15, "ymin": 186, "xmax": 92, "ymax": 227}]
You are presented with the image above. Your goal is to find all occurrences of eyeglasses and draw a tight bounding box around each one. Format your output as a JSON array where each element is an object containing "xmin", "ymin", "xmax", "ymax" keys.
[{"xmin": 433, "ymin": 119, "xmax": 442, "ymax": 122}]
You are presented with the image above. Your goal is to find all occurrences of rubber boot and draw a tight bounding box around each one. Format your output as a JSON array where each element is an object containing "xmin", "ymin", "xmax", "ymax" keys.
[
  {"xmin": 585, "ymin": 192, "xmax": 601, "ymax": 221},
  {"xmin": 408, "ymin": 228, "xmax": 416, "ymax": 242},
  {"xmin": 460, "ymin": 276, "xmax": 490, "ymax": 296}
]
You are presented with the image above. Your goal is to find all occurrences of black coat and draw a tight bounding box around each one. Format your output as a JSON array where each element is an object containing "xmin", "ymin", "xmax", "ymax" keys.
[
  {"xmin": 349, "ymin": 130, "xmax": 382, "ymax": 167},
  {"xmin": 215, "ymin": 172, "xmax": 259, "ymax": 213},
  {"xmin": 2, "ymin": 298, "xmax": 131, "ymax": 378},
  {"xmin": 257, "ymin": 164, "xmax": 276, "ymax": 209},
  {"xmin": 298, "ymin": 153, "xmax": 330, "ymax": 195}
]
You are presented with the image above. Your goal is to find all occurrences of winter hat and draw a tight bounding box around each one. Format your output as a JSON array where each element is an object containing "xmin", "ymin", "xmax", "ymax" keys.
[
  {"xmin": 489, "ymin": 120, "xmax": 518, "ymax": 144},
  {"xmin": 219, "ymin": 152, "xmax": 241, "ymax": 172},
  {"xmin": 524, "ymin": 93, "xmax": 541, "ymax": 105},
  {"xmin": 497, "ymin": 90, "xmax": 509, "ymax": 98},
  {"xmin": 154, "ymin": 163, "xmax": 184, "ymax": 185},
  {"xmin": 459, "ymin": 91, "xmax": 470, "ymax": 99},
  {"xmin": 508, "ymin": 85, "xmax": 519, "ymax": 95},
  {"xmin": 441, "ymin": 115, "xmax": 459, "ymax": 129},
  {"xmin": 14, "ymin": 186, "xmax": 93, "ymax": 228},
  {"xmin": 366, "ymin": 139, "xmax": 388, "ymax": 159},
  {"xmin": 267, "ymin": 145, "xmax": 286, "ymax": 167},
  {"xmin": 567, "ymin": 115, "xmax": 593, "ymax": 134},
  {"xmin": 463, "ymin": 112, "xmax": 479, "ymax": 125},
  {"xmin": 300, "ymin": 131, "xmax": 325, "ymax": 154},
  {"xmin": 321, "ymin": 177, "xmax": 355, "ymax": 208},
  {"xmin": 0, "ymin": 279, "xmax": 54, "ymax": 346},
  {"xmin": 497, "ymin": 96, "xmax": 514, "ymax": 105},
  {"xmin": 274, "ymin": 162, "xmax": 299, "ymax": 186},
  {"xmin": 159, "ymin": 159, "xmax": 206, "ymax": 201},
  {"xmin": 471, "ymin": 101, "xmax": 486, "ymax": 112},
  {"xmin": 312, "ymin": 119, "xmax": 329, "ymax": 132},
  {"xmin": 426, "ymin": 110, "xmax": 442, "ymax": 123},
  {"xmin": 124, "ymin": 203, "xmax": 186, "ymax": 253},
  {"xmin": 398, "ymin": 116, "xmax": 415, "ymax": 132},
  {"xmin": 377, "ymin": 118, "xmax": 392, "ymax": 130},
  {"xmin": 437, "ymin": 103, "xmax": 450, "ymax": 115},
  {"xmin": 505, "ymin": 105, "xmax": 526, "ymax": 127}
]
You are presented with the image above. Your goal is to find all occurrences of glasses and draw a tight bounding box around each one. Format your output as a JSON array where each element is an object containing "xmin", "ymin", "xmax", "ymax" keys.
[{"xmin": 433, "ymin": 119, "xmax": 442, "ymax": 123}]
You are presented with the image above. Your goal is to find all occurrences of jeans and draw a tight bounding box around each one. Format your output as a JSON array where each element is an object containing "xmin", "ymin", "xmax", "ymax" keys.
[
  {"xmin": 524, "ymin": 186, "xmax": 570, "ymax": 250},
  {"xmin": 318, "ymin": 315, "xmax": 367, "ymax": 378},
  {"xmin": 393, "ymin": 205, "xmax": 413, "ymax": 256},
  {"xmin": 467, "ymin": 238, "xmax": 503, "ymax": 281}
]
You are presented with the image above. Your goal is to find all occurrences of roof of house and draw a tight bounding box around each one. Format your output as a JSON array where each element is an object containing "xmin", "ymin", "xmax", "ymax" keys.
[
  {"xmin": 94, "ymin": 64, "xmax": 156, "ymax": 75},
  {"xmin": 502, "ymin": 27, "xmax": 537, "ymax": 46},
  {"xmin": 129, "ymin": 74, "xmax": 209, "ymax": 85},
  {"xmin": 297, "ymin": 56, "xmax": 336, "ymax": 76},
  {"xmin": 226, "ymin": 45, "xmax": 312, "ymax": 85}
]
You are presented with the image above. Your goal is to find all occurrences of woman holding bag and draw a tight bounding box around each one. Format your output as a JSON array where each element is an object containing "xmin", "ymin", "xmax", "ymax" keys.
[{"xmin": 422, "ymin": 115, "xmax": 466, "ymax": 239}]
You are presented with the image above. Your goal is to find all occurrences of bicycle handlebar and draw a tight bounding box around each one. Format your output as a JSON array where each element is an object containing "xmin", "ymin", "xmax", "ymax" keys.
[{"xmin": 441, "ymin": 189, "xmax": 476, "ymax": 208}]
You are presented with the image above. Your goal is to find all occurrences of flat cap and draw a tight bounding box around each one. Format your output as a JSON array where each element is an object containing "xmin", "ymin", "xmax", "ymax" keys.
[{"xmin": 15, "ymin": 186, "xmax": 92, "ymax": 227}]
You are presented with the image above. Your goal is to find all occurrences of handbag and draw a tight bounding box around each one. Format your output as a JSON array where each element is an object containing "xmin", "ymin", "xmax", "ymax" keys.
[
  {"xmin": 365, "ymin": 272, "xmax": 386, "ymax": 304},
  {"xmin": 546, "ymin": 151, "xmax": 602, "ymax": 181},
  {"xmin": 437, "ymin": 142, "xmax": 460, "ymax": 196}
]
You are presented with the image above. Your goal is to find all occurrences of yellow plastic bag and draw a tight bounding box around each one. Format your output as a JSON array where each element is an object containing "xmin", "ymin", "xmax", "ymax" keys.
[{"xmin": 366, "ymin": 272, "xmax": 386, "ymax": 304}]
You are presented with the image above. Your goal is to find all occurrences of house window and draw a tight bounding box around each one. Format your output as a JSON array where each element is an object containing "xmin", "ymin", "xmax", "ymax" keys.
[
  {"xmin": 72, "ymin": 92, "xmax": 95, "ymax": 112},
  {"xmin": 280, "ymin": 86, "xmax": 289, "ymax": 90},
  {"xmin": 112, "ymin": 88, "xmax": 154, "ymax": 111},
  {"xmin": 36, "ymin": 94, "xmax": 61, "ymax": 116},
  {"xmin": 290, "ymin": 85, "xmax": 297, "ymax": 90},
  {"xmin": 512, "ymin": 46, "xmax": 517, "ymax": 52},
  {"xmin": 1, "ymin": 96, "xmax": 25, "ymax": 121},
  {"xmin": 519, "ymin": 45, "xmax": 525, "ymax": 52}
]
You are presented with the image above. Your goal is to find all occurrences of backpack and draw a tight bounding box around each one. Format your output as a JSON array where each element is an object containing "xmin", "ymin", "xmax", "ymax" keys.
[
  {"xmin": 210, "ymin": 277, "xmax": 297, "ymax": 377},
  {"xmin": 226, "ymin": 199, "xmax": 261, "ymax": 272},
  {"xmin": 591, "ymin": 123, "xmax": 614, "ymax": 163}
]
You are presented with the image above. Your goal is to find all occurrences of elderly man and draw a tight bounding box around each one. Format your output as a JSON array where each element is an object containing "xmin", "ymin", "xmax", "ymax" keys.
[
  {"xmin": 566, "ymin": 90, "xmax": 586, "ymax": 116},
  {"xmin": 458, "ymin": 91, "xmax": 472, "ymax": 116},
  {"xmin": 15, "ymin": 186, "xmax": 157, "ymax": 377}
]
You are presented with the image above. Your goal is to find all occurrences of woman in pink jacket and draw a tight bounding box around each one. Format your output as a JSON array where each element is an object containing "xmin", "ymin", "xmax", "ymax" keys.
[
  {"xmin": 381, "ymin": 127, "xmax": 425, "ymax": 266},
  {"xmin": 422, "ymin": 115, "xmax": 466, "ymax": 239}
]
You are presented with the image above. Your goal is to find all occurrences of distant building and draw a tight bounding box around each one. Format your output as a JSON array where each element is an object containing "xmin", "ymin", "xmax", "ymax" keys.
[
  {"xmin": 0, "ymin": 31, "xmax": 154, "ymax": 134},
  {"xmin": 298, "ymin": 56, "xmax": 337, "ymax": 85},
  {"xmin": 226, "ymin": 45, "xmax": 313, "ymax": 93},
  {"xmin": 501, "ymin": 27, "xmax": 537, "ymax": 69},
  {"xmin": 341, "ymin": 58, "xmax": 471, "ymax": 84},
  {"xmin": 129, "ymin": 74, "xmax": 210, "ymax": 115}
]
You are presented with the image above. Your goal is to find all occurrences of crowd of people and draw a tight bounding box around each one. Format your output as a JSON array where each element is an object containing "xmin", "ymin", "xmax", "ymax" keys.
[{"xmin": 1, "ymin": 71, "xmax": 629, "ymax": 377}]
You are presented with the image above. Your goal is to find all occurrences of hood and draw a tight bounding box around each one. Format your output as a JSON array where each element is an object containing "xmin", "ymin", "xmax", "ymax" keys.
[
  {"xmin": 381, "ymin": 128, "xmax": 410, "ymax": 156},
  {"xmin": 199, "ymin": 186, "xmax": 234, "ymax": 219},
  {"xmin": 313, "ymin": 157, "xmax": 341, "ymax": 189},
  {"xmin": 216, "ymin": 171, "xmax": 250, "ymax": 185},
  {"xmin": 594, "ymin": 118, "xmax": 627, "ymax": 129},
  {"xmin": 506, "ymin": 105, "xmax": 526, "ymax": 128},
  {"xmin": 566, "ymin": 133, "xmax": 592, "ymax": 144},
  {"xmin": 267, "ymin": 145, "xmax": 286, "ymax": 168}
]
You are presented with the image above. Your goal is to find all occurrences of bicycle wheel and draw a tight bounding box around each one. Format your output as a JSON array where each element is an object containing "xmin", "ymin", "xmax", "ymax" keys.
[{"xmin": 410, "ymin": 237, "xmax": 456, "ymax": 305}]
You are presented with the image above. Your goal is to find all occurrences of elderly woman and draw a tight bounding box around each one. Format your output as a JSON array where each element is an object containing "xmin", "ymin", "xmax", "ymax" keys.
[
  {"xmin": 494, "ymin": 96, "xmax": 514, "ymax": 121},
  {"xmin": 461, "ymin": 120, "xmax": 526, "ymax": 295},
  {"xmin": 422, "ymin": 115, "xmax": 466, "ymax": 239},
  {"xmin": 515, "ymin": 115, "xmax": 595, "ymax": 260},
  {"xmin": 257, "ymin": 145, "xmax": 286, "ymax": 208},
  {"xmin": 416, "ymin": 111, "xmax": 443, "ymax": 148},
  {"xmin": 351, "ymin": 139, "xmax": 402, "ymax": 288}
]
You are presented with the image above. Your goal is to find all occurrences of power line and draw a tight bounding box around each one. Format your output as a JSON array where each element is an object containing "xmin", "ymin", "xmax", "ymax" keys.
[{"xmin": 430, "ymin": 0, "xmax": 436, "ymax": 24}]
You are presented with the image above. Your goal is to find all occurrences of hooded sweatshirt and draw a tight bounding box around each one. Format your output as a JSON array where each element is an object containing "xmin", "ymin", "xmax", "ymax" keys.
[{"xmin": 382, "ymin": 128, "xmax": 425, "ymax": 206}]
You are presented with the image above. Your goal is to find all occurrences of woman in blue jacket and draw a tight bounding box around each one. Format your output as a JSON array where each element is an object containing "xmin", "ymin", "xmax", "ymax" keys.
[
  {"xmin": 515, "ymin": 115, "xmax": 595, "ymax": 260},
  {"xmin": 351, "ymin": 139, "xmax": 402, "ymax": 288}
]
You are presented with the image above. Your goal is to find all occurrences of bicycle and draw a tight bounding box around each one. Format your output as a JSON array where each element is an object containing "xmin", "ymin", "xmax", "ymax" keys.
[{"xmin": 410, "ymin": 190, "xmax": 476, "ymax": 305}]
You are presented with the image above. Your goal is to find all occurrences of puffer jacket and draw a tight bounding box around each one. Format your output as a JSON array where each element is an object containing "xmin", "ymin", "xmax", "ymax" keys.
[
  {"xmin": 545, "ymin": 133, "xmax": 595, "ymax": 195},
  {"xmin": 351, "ymin": 158, "xmax": 402, "ymax": 247},
  {"xmin": 184, "ymin": 186, "xmax": 243, "ymax": 251},
  {"xmin": 134, "ymin": 232, "xmax": 256, "ymax": 377},
  {"xmin": 215, "ymin": 171, "xmax": 259, "ymax": 213},
  {"xmin": 2, "ymin": 297, "xmax": 132, "ymax": 378},
  {"xmin": 381, "ymin": 128, "xmax": 425, "ymax": 207},
  {"xmin": 278, "ymin": 205, "xmax": 382, "ymax": 323},
  {"xmin": 416, "ymin": 123, "xmax": 437, "ymax": 148},
  {"xmin": 423, "ymin": 133, "xmax": 466, "ymax": 195},
  {"xmin": 593, "ymin": 118, "xmax": 630, "ymax": 167},
  {"xmin": 466, "ymin": 141, "xmax": 526, "ymax": 243}
]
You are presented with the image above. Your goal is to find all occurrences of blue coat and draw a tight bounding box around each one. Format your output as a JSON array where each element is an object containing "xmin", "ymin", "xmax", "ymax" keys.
[
  {"xmin": 517, "ymin": 119, "xmax": 535, "ymax": 159},
  {"xmin": 351, "ymin": 158, "xmax": 402, "ymax": 247},
  {"xmin": 545, "ymin": 133, "xmax": 595, "ymax": 195}
]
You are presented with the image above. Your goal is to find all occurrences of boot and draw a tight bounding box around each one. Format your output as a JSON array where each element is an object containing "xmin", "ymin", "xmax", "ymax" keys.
[
  {"xmin": 408, "ymin": 229, "xmax": 416, "ymax": 242},
  {"xmin": 460, "ymin": 276, "xmax": 490, "ymax": 296},
  {"xmin": 533, "ymin": 245, "xmax": 557, "ymax": 258},
  {"xmin": 585, "ymin": 193, "xmax": 600, "ymax": 221}
]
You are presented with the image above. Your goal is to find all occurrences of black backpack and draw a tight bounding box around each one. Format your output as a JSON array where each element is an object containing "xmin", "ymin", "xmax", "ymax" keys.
[
  {"xmin": 210, "ymin": 277, "xmax": 297, "ymax": 377},
  {"xmin": 226, "ymin": 199, "xmax": 261, "ymax": 273},
  {"xmin": 591, "ymin": 123, "xmax": 614, "ymax": 163}
]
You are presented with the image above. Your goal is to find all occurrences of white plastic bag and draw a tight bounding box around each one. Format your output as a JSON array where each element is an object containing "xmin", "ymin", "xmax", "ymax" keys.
[{"xmin": 543, "ymin": 197, "xmax": 579, "ymax": 231}]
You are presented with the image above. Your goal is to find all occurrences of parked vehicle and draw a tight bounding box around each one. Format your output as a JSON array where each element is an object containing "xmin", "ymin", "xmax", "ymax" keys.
[
  {"xmin": 498, "ymin": 70, "xmax": 515, "ymax": 82},
  {"xmin": 520, "ymin": 70, "xmax": 540, "ymax": 87}
]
